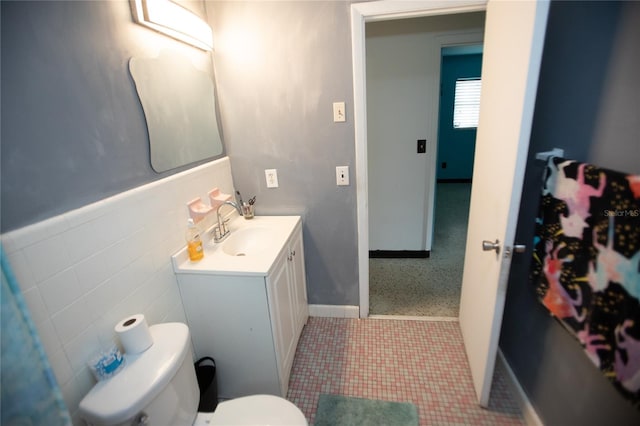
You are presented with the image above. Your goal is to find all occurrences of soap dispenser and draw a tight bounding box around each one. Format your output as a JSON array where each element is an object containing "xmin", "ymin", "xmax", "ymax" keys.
[{"xmin": 186, "ymin": 219, "xmax": 204, "ymax": 262}]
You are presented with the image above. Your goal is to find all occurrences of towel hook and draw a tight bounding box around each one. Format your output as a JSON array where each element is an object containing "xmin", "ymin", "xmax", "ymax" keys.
[{"xmin": 535, "ymin": 148, "xmax": 564, "ymax": 161}]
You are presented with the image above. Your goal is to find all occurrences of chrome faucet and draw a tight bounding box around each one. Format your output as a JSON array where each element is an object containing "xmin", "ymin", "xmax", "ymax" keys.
[{"xmin": 212, "ymin": 200, "xmax": 241, "ymax": 243}]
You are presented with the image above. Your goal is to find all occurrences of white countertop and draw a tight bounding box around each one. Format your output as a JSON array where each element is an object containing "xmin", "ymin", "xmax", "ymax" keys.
[{"xmin": 171, "ymin": 215, "xmax": 301, "ymax": 276}]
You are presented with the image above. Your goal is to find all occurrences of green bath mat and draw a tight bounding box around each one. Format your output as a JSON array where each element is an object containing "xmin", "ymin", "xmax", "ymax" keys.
[{"xmin": 314, "ymin": 394, "xmax": 419, "ymax": 426}]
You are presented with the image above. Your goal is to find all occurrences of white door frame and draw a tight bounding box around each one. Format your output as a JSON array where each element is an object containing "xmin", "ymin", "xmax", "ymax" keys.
[{"xmin": 351, "ymin": 0, "xmax": 487, "ymax": 319}]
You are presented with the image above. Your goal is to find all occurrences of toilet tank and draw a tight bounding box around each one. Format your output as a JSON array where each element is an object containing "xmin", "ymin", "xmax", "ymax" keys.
[{"xmin": 79, "ymin": 323, "xmax": 199, "ymax": 426}]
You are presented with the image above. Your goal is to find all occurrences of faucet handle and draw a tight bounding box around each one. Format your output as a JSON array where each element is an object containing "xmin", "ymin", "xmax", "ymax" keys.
[
  {"xmin": 212, "ymin": 224, "xmax": 223, "ymax": 240},
  {"xmin": 212, "ymin": 222, "xmax": 230, "ymax": 243}
]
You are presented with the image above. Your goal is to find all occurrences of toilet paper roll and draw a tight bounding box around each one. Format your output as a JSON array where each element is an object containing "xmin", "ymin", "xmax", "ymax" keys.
[{"xmin": 115, "ymin": 314, "xmax": 153, "ymax": 354}]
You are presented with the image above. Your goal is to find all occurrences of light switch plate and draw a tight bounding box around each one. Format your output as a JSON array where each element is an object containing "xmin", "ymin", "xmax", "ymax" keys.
[
  {"xmin": 336, "ymin": 166, "xmax": 349, "ymax": 186},
  {"xmin": 333, "ymin": 102, "xmax": 346, "ymax": 122}
]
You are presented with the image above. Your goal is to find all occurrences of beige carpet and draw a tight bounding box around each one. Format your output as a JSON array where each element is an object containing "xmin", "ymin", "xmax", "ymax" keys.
[{"xmin": 369, "ymin": 183, "xmax": 471, "ymax": 317}]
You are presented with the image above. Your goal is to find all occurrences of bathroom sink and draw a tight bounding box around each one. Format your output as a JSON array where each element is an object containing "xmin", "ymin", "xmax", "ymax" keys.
[
  {"xmin": 171, "ymin": 215, "xmax": 301, "ymax": 276},
  {"xmin": 222, "ymin": 227, "xmax": 274, "ymax": 257}
]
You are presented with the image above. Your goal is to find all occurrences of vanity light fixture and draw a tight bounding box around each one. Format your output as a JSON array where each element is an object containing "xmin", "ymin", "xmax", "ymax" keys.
[{"xmin": 131, "ymin": 0, "xmax": 213, "ymax": 51}]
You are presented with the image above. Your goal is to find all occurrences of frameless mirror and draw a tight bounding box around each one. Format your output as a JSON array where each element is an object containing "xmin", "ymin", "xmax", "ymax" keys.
[{"xmin": 129, "ymin": 50, "xmax": 223, "ymax": 172}]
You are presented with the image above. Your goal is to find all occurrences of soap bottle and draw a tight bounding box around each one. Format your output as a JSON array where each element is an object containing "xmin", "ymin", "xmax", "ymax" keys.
[{"xmin": 186, "ymin": 219, "xmax": 204, "ymax": 262}]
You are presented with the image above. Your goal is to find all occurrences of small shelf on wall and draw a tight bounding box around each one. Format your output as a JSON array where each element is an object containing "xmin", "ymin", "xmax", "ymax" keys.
[
  {"xmin": 208, "ymin": 188, "xmax": 232, "ymax": 210},
  {"xmin": 188, "ymin": 198, "xmax": 212, "ymax": 224}
]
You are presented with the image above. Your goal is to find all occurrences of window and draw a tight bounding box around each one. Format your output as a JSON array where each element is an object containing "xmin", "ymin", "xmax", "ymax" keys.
[{"xmin": 453, "ymin": 78, "xmax": 481, "ymax": 129}]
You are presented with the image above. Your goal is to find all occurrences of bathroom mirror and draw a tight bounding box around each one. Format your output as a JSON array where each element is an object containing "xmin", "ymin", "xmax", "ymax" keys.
[{"xmin": 129, "ymin": 50, "xmax": 223, "ymax": 172}]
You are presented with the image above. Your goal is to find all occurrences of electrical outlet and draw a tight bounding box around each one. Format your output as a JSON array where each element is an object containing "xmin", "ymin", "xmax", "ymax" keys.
[
  {"xmin": 336, "ymin": 166, "xmax": 349, "ymax": 186},
  {"xmin": 265, "ymin": 169, "xmax": 279, "ymax": 188}
]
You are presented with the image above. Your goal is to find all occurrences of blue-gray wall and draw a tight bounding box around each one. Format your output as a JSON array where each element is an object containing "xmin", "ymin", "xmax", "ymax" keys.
[
  {"xmin": 207, "ymin": 1, "xmax": 359, "ymax": 305},
  {"xmin": 499, "ymin": 1, "xmax": 640, "ymax": 424},
  {"xmin": 0, "ymin": 0, "xmax": 223, "ymax": 233},
  {"xmin": 1, "ymin": 0, "xmax": 359, "ymax": 306}
]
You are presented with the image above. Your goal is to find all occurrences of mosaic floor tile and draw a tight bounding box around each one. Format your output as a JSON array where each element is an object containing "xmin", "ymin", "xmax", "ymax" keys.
[{"xmin": 287, "ymin": 317, "xmax": 523, "ymax": 426}]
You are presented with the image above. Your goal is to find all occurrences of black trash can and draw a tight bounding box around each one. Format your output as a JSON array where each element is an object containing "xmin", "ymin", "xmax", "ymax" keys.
[{"xmin": 194, "ymin": 357, "xmax": 218, "ymax": 412}]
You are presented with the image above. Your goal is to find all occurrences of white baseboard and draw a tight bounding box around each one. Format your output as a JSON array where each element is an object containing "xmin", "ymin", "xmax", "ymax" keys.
[
  {"xmin": 309, "ymin": 304, "xmax": 360, "ymax": 318},
  {"xmin": 308, "ymin": 307, "xmax": 459, "ymax": 322},
  {"xmin": 497, "ymin": 350, "xmax": 542, "ymax": 426},
  {"xmin": 369, "ymin": 314, "xmax": 458, "ymax": 322}
]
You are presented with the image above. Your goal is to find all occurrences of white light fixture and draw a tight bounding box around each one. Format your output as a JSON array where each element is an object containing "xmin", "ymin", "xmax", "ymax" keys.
[{"xmin": 131, "ymin": 0, "xmax": 213, "ymax": 51}]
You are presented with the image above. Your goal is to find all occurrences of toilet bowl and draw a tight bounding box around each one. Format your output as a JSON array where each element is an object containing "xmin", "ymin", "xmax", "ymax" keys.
[{"xmin": 79, "ymin": 323, "xmax": 307, "ymax": 426}]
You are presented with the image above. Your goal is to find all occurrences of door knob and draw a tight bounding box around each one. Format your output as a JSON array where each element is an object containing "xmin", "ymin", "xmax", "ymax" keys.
[{"xmin": 482, "ymin": 239, "xmax": 500, "ymax": 254}]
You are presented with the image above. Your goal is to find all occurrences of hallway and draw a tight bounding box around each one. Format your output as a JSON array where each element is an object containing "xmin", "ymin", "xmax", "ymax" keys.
[{"xmin": 370, "ymin": 183, "xmax": 471, "ymax": 317}]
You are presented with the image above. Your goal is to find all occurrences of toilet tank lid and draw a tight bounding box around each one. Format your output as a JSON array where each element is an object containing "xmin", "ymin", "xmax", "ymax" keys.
[{"xmin": 79, "ymin": 323, "xmax": 191, "ymax": 425}]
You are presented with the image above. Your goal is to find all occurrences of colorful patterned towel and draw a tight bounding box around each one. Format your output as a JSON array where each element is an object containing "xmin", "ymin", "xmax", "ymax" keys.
[{"xmin": 530, "ymin": 157, "xmax": 640, "ymax": 408}]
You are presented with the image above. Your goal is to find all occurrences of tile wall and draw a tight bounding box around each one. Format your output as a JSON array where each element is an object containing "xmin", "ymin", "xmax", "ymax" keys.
[{"xmin": 1, "ymin": 157, "xmax": 235, "ymax": 424}]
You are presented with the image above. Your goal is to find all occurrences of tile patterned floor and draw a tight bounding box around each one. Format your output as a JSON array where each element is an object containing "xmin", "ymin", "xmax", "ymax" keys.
[{"xmin": 287, "ymin": 317, "xmax": 523, "ymax": 426}]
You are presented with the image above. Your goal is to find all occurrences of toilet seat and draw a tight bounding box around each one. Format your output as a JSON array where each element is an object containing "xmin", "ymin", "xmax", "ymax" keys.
[{"xmin": 195, "ymin": 395, "xmax": 307, "ymax": 426}]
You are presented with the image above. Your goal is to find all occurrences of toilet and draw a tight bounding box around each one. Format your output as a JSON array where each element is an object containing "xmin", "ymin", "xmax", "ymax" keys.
[{"xmin": 79, "ymin": 322, "xmax": 307, "ymax": 426}]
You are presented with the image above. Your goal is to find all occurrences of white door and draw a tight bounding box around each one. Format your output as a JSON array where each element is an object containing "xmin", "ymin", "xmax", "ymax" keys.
[
  {"xmin": 352, "ymin": 0, "xmax": 549, "ymax": 407},
  {"xmin": 458, "ymin": 0, "xmax": 550, "ymax": 406}
]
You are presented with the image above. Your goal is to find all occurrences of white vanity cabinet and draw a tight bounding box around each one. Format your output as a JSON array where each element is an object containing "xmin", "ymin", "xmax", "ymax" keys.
[
  {"xmin": 172, "ymin": 216, "xmax": 308, "ymax": 399},
  {"xmin": 267, "ymin": 225, "xmax": 308, "ymax": 395}
]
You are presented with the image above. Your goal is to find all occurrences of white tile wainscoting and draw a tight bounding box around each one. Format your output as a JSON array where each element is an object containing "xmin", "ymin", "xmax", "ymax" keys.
[{"xmin": 1, "ymin": 157, "xmax": 235, "ymax": 425}]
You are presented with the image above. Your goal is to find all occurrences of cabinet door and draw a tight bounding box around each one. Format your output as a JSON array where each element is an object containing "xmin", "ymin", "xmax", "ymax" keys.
[
  {"xmin": 176, "ymin": 274, "xmax": 280, "ymax": 398},
  {"xmin": 266, "ymin": 252, "xmax": 296, "ymax": 396},
  {"xmin": 289, "ymin": 227, "xmax": 309, "ymax": 332}
]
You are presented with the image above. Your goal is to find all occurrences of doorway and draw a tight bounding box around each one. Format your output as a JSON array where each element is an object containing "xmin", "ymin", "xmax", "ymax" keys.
[
  {"xmin": 437, "ymin": 49, "xmax": 483, "ymax": 182},
  {"xmin": 365, "ymin": 16, "xmax": 484, "ymax": 317},
  {"xmin": 352, "ymin": 0, "xmax": 550, "ymax": 406}
]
